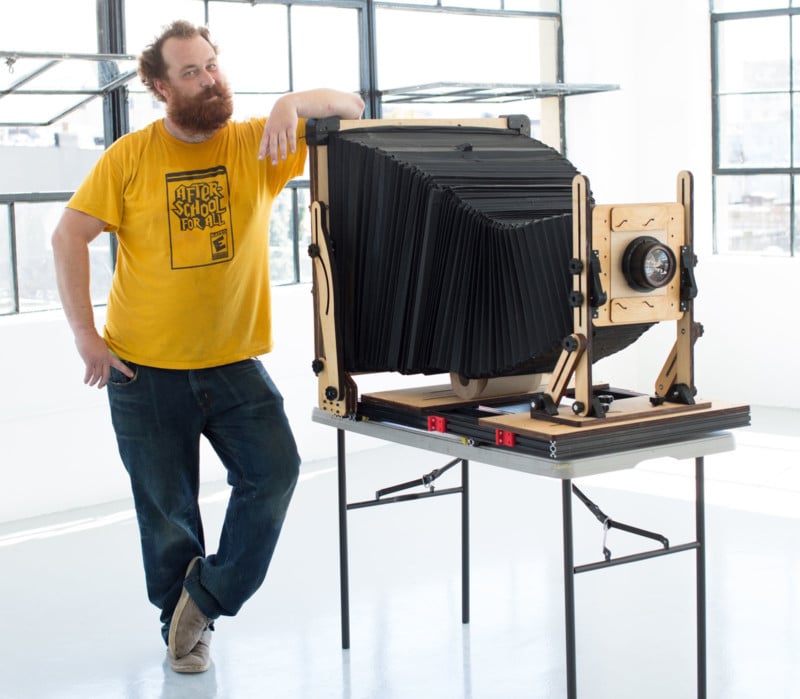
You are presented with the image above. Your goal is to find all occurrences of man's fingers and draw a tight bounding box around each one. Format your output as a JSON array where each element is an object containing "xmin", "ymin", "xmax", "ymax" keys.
[
  {"xmin": 279, "ymin": 132, "xmax": 289, "ymax": 160},
  {"xmin": 259, "ymin": 128, "xmax": 294, "ymax": 164},
  {"xmin": 110, "ymin": 355, "xmax": 134, "ymax": 378},
  {"xmin": 84, "ymin": 364, "xmax": 104, "ymax": 388}
]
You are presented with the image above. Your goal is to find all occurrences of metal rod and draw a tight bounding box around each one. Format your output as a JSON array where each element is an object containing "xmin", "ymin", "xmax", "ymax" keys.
[
  {"xmin": 0, "ymin": 49, "xmax": 136, "ymax": 61},
  {"xmin": 374, "ymin": 476, "xmax": 431, "ymax": 499},
  {"xmin": 337, "ymin": 429, "xmax": 351, "ymax": 649},
  {"xmin": 347, "ymin": 486, "xmax": 462, "ymax": 510},
  {"xmin": 0, "ymin": 60, "xmax": 58, "ymax": 98},
  {"xmin": 562, "ymin": 479, "xmax": 577, "ymax": 699},
  {"xmin": 609, "ymin": 519, "xmax": 669, "ymax": 549},
  {"xmin": 461, "ymin": 459, "xmax": 470, "ymax": 624},
  {"xmin": 696, "ymin": 456, "xmax": 707, "ymax": 699},
  {"xmin": 0, "ymin": 192, "xmax": 72, "ymax": 204},
  {"xmin": 8, "ymin": 203, "xmax": 19, "ymax": 314},
  {"xmin": 572, "ymin": 483, "xmax": 669, "ymax": 549},
  {"xmin": 375, "ymin": 457, "xmax": 460, "ymax": 499},
  {"xmin": 574, "ymin": 542, "xmax": 699, "ymax": 574}
]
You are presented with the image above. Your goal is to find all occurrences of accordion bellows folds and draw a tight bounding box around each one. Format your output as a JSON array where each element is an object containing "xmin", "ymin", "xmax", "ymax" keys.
[{"xmin": 325, "ymin": 125, "xmax": 651, "ymax": 379}]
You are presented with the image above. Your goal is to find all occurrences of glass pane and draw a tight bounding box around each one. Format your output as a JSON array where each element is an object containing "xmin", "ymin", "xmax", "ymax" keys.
[
  {"xmin": 0, "ymin": 53, "xmax": 135, "ymax": 129},
  {"xmin": 0, "ymin": 0, "xmax": 97, "ymax": 53},
  {"xmin": 125, "ymin": 0, "xmax": 207, "ymax": 55},
  {"xmin": 795, "ymin": 176, "xmax": 800, "ymax": 252},
  {"xmin": 208, "ymin": 3, "xmax": 290, "ymax": 93},
  {"xmin": 377, "ymin": 10, "xmax": 551, "ymax": 87},
  {"xmin": 793, "ymin": 16, "xmax": 800, "ymax": 90},
  {"xmin": 15, "ymin": 204, "xmax": 57, "ymax": 311},
  {"xmin": 717, "ymin": 93, "xmax": 790, "ymax": 168},
  {"xmin": 13, "ymin": 202, "xmax": 113, "ymax": 312},
  {"xmin": 291, "ymin": 7, "xmax": 361, "ymax": 92},
  {"xmin": 297, "ymin": 187, "xmax": 313, "ymax": 284},
  {"xmin": 128, "ymin": 91, "xmax": 166, "ymax": 132},
  {"xmin": 230, "ymin": 93, "xmax": 279, "ymax": 123},
  {"xmin": 714, "ymin": 175, "xmax": 790, "ymax": 255},
  {"xmin": 0, "ymin": 94, "xmax": 91, "ymax": 129},
  {"xmin": 0, "ymin": 58, "xmax": 137, "ymax": 94},
  {"xmin": 0, "ymin": 207, "xmax": 13, "ymax": 315},
  {"xmin": 1, "ymin": 102, "xmax": 105, "ymax": 194},
  {"xmin": 716, "ymin": 16, "xmax": 789, "ymax": 93},
  {"xmin": 270, "ymin": 188, "xmax": 296, "ymax": 285},
  {"xmin": 88, "ymin": 235, "xmax": 115, "ymax": 306},
  {"xmin": 381, "ymin": 99, "xmax": 543, "ymax": 139},
  {"xmin": 794, "ymin": 93, "xmax": 800, "ymax": 166}
]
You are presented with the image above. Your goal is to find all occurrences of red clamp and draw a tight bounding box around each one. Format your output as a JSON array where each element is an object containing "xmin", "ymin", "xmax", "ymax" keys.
[
  {"xmin": 495, "ymin": 429, "xmax": 517, "ymax": 447},
  {"xmin": 427, "ymin": 415, "xmax": 447, "ymax": 433}
]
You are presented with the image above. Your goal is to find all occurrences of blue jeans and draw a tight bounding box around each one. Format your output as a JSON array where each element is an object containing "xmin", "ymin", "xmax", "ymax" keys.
[{"xmin": 107, "ymin": 358, "xmax": 300, "ymax": 643}]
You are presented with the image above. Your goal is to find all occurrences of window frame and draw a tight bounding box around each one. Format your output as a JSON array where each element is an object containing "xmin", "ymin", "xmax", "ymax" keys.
[
  {"xmin": 1, "ymin": 0, "xmax": 567, "ymax": 314},
  {"xmin": 711, "ymin": 4, "xmax": 800, "ymax": 256}
]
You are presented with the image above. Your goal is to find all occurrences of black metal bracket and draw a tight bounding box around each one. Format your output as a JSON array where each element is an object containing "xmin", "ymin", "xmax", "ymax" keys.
[
  {"xmin": 589, "ymin": 250, "xmax": 607, "ymax": 311},
  {"xmin": 663, "ymin": 382, "xmax": 696, "ymax": 406},
  {"xmin": 572, "ymin": 484, "xmax": 669, "ymax": 562},
  {"xmin": 500, "ymin": 113, "xmax": 531, "ymax": 136},
  {"xmin": 347, "ymin": 457, "xmax": 463, "ymax": 510},
  {"xmin": 679, "ymin": 244, "xmax": 698, "ymax": 309},
  {"xmin": 306, "ymin": 116, "xmax": 342, "ymax": 146},
  {"xmin": 530, "ymin": 391, "xmax": 560, "ymax": 416}
]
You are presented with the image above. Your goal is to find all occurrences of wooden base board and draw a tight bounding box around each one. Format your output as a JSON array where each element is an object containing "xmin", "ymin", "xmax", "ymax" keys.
[
  {"xmin": 361, "ymin": 383, "xmax": 535, "ymax": 411},
  {"xmin": 360, "ymin": 384, "xmax": 749, "ymax": 443},
  {"xmin": 481, "ymin": 396, "xmax": 745, "ymax": 442}
]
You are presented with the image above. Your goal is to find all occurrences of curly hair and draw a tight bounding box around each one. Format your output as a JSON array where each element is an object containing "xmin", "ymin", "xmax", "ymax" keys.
[{"xmin": 138, "ymin": 20, "xmax": 219, "ymax": 102}]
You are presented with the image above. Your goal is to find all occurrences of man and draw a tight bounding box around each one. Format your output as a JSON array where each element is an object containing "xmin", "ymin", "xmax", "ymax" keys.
[{"xmin": 51, "ymin": 20, "xmax": 364, "ymax": 674}]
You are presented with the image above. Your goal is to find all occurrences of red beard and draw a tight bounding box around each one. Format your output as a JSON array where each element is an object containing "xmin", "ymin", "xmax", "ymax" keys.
[{"xmin": 167, "ymin": 81, "xmax": 234, "ymax": 134}]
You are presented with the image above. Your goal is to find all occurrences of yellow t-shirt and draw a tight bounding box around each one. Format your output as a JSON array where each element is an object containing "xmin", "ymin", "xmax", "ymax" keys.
[{"xmin": 68, "ymin": 117, "xmax": 307, "ymax": 369}]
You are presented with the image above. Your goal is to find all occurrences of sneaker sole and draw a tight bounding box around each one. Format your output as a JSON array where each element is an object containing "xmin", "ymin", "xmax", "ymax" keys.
[{"xmin": 169, "ymin": 655, "xmax": 211, "ymax": 674}]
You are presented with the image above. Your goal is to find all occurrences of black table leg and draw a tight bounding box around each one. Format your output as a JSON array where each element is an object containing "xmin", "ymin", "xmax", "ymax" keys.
[
  {"xmin": 337, "ymin": 428, "xmax": 350, "ymax": 649},
  {"xmin": 696, "ymin": 456, "xmax": 706, "ymax": 699},
  {"xmin": 462, "ymin": 459, "xmax": 470, "ymax": 624},
  {"xmin": 562, "ymin": 478, "xmax": 577, "ymax": 699}
]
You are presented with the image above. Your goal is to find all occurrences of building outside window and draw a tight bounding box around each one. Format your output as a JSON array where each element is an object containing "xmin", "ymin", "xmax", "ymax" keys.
[{"xmin": 712, "ymin": 0, "xmax": 800, "ymax": 256}]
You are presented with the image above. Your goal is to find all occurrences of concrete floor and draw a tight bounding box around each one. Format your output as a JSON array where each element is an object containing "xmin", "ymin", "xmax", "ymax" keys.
[{"xmin": 0, "ymin": 407, "xmax": 798, "ymax": 699}]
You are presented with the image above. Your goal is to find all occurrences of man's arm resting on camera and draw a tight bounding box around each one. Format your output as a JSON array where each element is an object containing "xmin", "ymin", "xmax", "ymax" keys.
[
  {"xmin": 51, "ymin": 208, "xmax": 133, "ymax": 388},
  {"xmin": 259, "ymin": 88, "xmax": 365, "ymax": 164}
]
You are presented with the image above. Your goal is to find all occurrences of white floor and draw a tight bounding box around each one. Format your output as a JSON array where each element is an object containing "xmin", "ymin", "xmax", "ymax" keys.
[{"xmin": 1, "ymin": 406, "xmax": 798, "ymax": 699}]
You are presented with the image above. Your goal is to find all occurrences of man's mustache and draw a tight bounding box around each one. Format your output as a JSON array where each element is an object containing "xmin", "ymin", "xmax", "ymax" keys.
[{"xmin": 199, "ymin": 85, "xmax": 224, "ymax": 99}]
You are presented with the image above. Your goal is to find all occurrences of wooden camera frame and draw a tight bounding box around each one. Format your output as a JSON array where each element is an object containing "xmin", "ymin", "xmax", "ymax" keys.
[
  {"xmin": 529, "ymin": 171, "xmax": 700, "ymax": 423},
  {"xmin": 307, "ymin": 117, "xmax": 705, "ymax": 429}
]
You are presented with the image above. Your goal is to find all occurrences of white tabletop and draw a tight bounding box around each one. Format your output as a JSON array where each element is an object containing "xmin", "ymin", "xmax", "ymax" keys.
[{"xmin": 311, "ymin": 407, "xmax": 736, "ymax": 479}]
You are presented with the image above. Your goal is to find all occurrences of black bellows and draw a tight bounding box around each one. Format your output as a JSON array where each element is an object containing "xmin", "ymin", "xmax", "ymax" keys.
[{"xmin": 324, "ymin": 125, "xmax": 650, "ymax": 378}]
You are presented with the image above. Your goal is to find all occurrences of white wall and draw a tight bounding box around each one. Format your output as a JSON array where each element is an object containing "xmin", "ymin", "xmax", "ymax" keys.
[
  {"xmin": 0, "ymin": 285, "xmax": 404, "ymax": 524},
  {"xmin": 561, "ymin": 0, "xmax": 797, "ymax": 408}
]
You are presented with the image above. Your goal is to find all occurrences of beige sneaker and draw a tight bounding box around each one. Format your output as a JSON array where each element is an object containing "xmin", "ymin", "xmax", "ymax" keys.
[
  {"xmin": 168, "ymin": 557, "xmax": 212, "ymax": 659},
  {"xmin": 168, "ymin": 628, "xmax": 212, "ymax": 673}
]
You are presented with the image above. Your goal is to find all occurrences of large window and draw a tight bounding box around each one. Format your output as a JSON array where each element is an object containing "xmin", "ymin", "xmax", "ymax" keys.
[
  {"xmin": 712, "ymin": 2, "xmax": 800, "ymax": 255},
  {"xmin": 1, "ymin": 0, "xmax": 562, "ymax": 314},
  {"xmin": 205, "ymin": 2, "xmax": 363, "ymax": 284},
  {"xmin": 376, "ymin": 6, "xmax": 558, "ymax": 135},
  {"xmin": 0, "ymin": 0, "xmax": 105, "ymax": 312}
]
